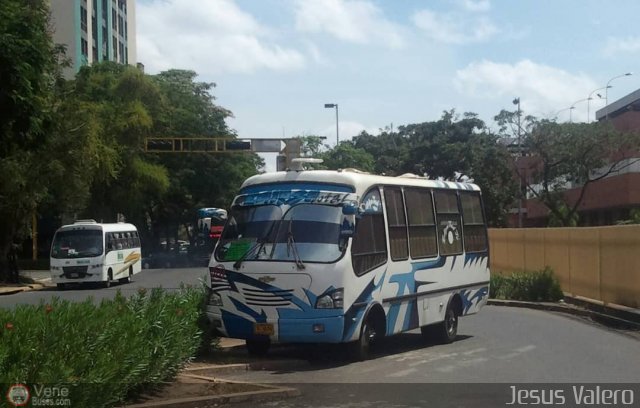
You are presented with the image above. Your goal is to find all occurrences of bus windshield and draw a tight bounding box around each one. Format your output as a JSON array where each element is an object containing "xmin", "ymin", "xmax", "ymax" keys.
[
  {"xmin": 51, "ymin": 229, "xmax": 103, "ymax": 259},
  {"xmin": 215, "ymin": 203, "xmax": 346, "ymax": 263}
]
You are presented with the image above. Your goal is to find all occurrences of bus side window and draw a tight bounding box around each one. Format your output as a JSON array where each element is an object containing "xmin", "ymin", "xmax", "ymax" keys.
[
  {"xmin": 107, "ymin": 233, "xmax": 115, "ymax": 251},
  {"xmin": 126, "ymin": 232, "xmax": 134, "ymax": 248},
  {"xmin": 405, "ymin": 188, "xmax": 438, "ymax": 258},
  {"xmin": 460, "ymin": 192, "xmax": 488, "ymax": 252},
  {"xmin": 433, "ymin": 190, "xmax": 463, "ymax": 256},
  {"xmin": 383, "ymin": 187, "xmax": 408, "ymax": 261},
  {"xmin": 352, "ymin": 188, "xmax": 387, "ymax": 276},
  {"xmin": 133, "ymin": 231, "xmax": 140, "ymax": 247},
  {"xmin": 116, "ymin": 233, "xmax": 123, "ymax": 250}
]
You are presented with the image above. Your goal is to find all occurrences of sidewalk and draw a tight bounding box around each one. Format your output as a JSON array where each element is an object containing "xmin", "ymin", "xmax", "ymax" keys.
[{"xmin": 0, "ymin": 270, "xmax": 52, "ymax": 295}]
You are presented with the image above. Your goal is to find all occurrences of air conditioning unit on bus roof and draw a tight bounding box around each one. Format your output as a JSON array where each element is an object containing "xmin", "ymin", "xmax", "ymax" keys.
[{"xmin": 74, "ymin": 219, "xmax": 97, "ymax": 224}]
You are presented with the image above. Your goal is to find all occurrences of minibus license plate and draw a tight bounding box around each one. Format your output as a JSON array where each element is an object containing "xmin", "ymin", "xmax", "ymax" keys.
[
  {"xmin": 254, "ymin": 323, "xmax": 274, "ymax": 335},
  {"xmin": 69, "ymin": 273, "xmax": 78, "ymax": 278}
]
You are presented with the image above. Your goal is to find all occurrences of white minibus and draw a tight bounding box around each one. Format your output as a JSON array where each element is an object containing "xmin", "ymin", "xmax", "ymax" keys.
[
  {"xmin": 206, "ymin": 163, "xmax": 490, "ymax": 359},
  {"xmin": 50, "ymin": 220, "xmax": 142, "ymax": 289}
]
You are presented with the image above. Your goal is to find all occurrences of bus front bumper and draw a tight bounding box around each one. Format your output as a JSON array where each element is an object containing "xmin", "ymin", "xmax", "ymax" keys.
[{"xmin": 207, "ymin": 308, "xmax": 345, "ymax": 344}]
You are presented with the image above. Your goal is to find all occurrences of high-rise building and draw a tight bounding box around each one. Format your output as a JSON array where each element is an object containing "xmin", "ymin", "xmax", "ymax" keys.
[{"xmin": 49, "ymin": 0, "xmax": 137, "ymax": 78}]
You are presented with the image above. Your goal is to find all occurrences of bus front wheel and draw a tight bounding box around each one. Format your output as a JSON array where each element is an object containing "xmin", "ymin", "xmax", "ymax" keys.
[
  {"xmin": 352, "ymin": 318, "xmax": 376, "ymax": 361},
  {"xmin": 103, "ymin": 270, "xmax": 113, "ymax": 289},
  {"xmin": 246, "ymin": 339, "xmax": 270, "ymax": 357}
]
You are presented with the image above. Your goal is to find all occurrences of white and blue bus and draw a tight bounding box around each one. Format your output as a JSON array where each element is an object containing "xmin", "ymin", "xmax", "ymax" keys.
[
  {"xmin": 206, "ymin": 164, "xmax": 490, "ymax": 359},
  {"xmin": 50, "ymin": 221, "xmax": 142, "ymax": 289}
]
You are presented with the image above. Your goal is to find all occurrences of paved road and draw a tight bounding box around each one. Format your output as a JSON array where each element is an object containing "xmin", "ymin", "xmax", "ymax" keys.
[
  {"xmin": 0, "ymin": 267, "xmax": 208, "ymax": 308},
  {"xmin": 215, "ymin": 306, "xmax": 640, "ymax": 407}
]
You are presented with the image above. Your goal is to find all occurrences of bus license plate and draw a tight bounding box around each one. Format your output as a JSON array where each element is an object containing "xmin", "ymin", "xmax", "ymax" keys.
[
  {"xmin": 69, "ymin": 273, "xmax": 78, "ymax": 278},
  {"xmin": 254, "ymin": 323, "xmax": 274, "ymax": 336}
]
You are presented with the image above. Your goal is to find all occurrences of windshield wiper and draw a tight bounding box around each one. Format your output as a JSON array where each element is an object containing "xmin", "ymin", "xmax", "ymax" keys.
[
  {"xmin": 286, "ymin": 221, "xmax": 305, "ymax": 270},
  {"xmin": 232, "ymin": 240, "xmax": 265, "ymax": 270},
  {"xmin": 232, "ymin": 222, "xmax": 277, "ymax": 269}
]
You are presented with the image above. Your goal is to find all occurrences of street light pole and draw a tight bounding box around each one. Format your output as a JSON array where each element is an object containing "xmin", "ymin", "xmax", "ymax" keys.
[
  {"xmin": 324, "ymin": 103, "xmax": 339, "ymax": 145},
  {"xmin": 605, "ymin": 72, "xmax": 633, "ymax": 119},
  {"xmin": 513, "ymin": 97, "xmax": 523, "ymax": 228},
  {"xmin": 587, "ymin": 86, "xmax": 610, "ymax": 123},
  {"xmin": 569, "ymin": 98, "xmax": 591, "ymax": 123}
]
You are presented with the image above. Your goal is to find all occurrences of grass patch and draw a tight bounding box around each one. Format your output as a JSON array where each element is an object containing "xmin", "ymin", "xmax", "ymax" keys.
[
  {"xmin": 0, "ymin": 286, "xmax": 210, "ymax": 407},
  {"xmin": 491, "ymin": 267, "xmax": 564, "ymax": 302}
]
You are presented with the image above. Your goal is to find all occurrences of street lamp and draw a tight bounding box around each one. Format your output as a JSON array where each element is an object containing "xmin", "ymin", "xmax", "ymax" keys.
[
  {"xmin": 605, "ymin": 72, "xmax": 633, "ymax": 119},
  {"xmin": 324, "ymin": 103, "xmax": 339, "ymax": 145},
  {"xmin": 554, "ymin": 107, "xmax": 573, "ymax": 121},
  {"xmin": 587, "ymin": 86, "xmax": 610, "ymax": 123},
  {"xmin": 569, "ymin": 98, "xmax": 591, "ymax": 123}
]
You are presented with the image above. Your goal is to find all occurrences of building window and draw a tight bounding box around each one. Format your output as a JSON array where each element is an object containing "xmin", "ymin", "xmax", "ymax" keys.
[
  {"xmin": 81, "ymin": 38, "xmax": 89, "ymax": 57},
  {"xmin": 119, "ymin": 42, "xmax": 124, "ymax": 63},
  {"xmin": 351, "ymin": 188, "xmax": 387, "ymax": 276},
  {"xmin": 112, "ymin": 9, "xmax": 117, "ymax": 29},
  {"xmin": 81, "ymin": 6, "xmax": 88, "ymax": 32},
  {"xmin": 384, "ymin": 187, "xmax": 408, "ymax": 261},
  {"xmin": 405, "ymin": 188, "xmax": 438, "ymax": 259},
  {"xmin": 92, "ymin": 46, "xmax": 98, "ymax": 62},
  {"xmin": 118, "ymin": 15, "xmax": 123, "ymax": 34},
  {"xmin": 460, "ymin": 192, "xmax": 488, "ymax": 253},
  {"xmin": 434, "ymin": 190, "xmax": 463, "ymax": 256}
]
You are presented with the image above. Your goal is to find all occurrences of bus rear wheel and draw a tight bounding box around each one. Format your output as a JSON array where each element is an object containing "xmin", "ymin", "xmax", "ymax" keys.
[
  {"xmin": 246, "ymin": 339, "xmax": 270, "ymax": 357},
  {"xmin": 119, "ymin": 266, "xmax": 133, "ymax": 284},
  {"xmin": 422, "ymin": 305, "xmax": 458, "ymax": 344}
]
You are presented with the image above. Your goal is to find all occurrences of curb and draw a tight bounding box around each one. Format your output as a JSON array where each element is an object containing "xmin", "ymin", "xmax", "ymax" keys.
[
  {"xmin": 122, "ymin": 373, "xmax": 300, "ymax": 408},
  {"xmin": 488, "ymin": 299, "xmax": 640, "ymax": 330},
  {"xmin": 184, "ymin": 359, "xmax": 311, "ymax": 374},
  {"xmin": 0, "ymin": 283, "xmax": 48, "ymax": 296}
]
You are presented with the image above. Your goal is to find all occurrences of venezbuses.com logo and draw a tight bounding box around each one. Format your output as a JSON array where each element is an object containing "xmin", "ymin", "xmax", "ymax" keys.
[
  {"xmin": 6, "ymin": 383, "xmax": 71, "ymax": 407},
  {"xmin": 6, "ymin": 384, "xmax": 30, "ymax": 407}
]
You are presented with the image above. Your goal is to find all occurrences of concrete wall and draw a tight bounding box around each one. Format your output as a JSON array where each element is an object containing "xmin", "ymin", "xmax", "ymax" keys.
[{"xmin": 489, "ymin": 225, "xmax": 640, "ymax": 308}]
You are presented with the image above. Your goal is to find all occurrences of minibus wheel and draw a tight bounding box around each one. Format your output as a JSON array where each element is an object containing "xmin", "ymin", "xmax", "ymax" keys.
[
  {"xmin": 103, "ymin": 270, "xmax": 113, "ymax": 288},
  {"xmin": 434, "ymin": 305, "xmax": 458, "ymax": 344},
  {"xmin": 246, "ymin": 339, "xmax": 270, "ymax": 357},
  {"xmin": 119, "ymin": 266, "xmax": 133, "ymax": 284},
  {"xmin": 352, "ymin": 318, "xmax": 376, "ymax": 361}
]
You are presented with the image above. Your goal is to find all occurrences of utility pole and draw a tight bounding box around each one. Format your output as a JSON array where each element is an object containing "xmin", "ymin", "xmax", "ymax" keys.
[{"xmin": 513, "ymin": 97, "xmax": 523, "ymax": 228}]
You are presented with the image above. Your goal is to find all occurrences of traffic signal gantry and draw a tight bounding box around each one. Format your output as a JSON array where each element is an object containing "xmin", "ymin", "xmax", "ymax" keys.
[{"xmin": 144, "ymin": 137, "xmax": 305, "ymax": 171}]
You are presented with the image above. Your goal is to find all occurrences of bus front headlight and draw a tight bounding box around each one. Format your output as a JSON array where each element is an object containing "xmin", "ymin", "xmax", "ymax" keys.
[{"xmin": 316, "ymin": 288, "xmax": 344, "ymax": 309}]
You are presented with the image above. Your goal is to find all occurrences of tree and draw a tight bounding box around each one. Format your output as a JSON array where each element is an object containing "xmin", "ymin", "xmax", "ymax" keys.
[
  {"xmin": 148, "ymin": 69, "xmax": 262, "ymax": 249},
  {"xmin": 348, "ymin": 112, "xmax": 517, "ymax": 226},
  {"xmin": 523, "ymin": 121, "xmax": 640, "ymax": 226},
  {"xmin": 320, "ymin": 142, "xmax": 375, "ymax": 173},
  {"xmin": 0, "ymin": 0, "xmax": 66, "ymax": 281}
]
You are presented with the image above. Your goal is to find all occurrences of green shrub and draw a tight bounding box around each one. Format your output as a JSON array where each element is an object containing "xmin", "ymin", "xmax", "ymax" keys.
[
  {"xmin": 0, "ymin": 286, "xmax": 207, "ymax": 407},
  {"xmin": 491, "ymin": 267, "xmax": 563, "ymax": 302}
]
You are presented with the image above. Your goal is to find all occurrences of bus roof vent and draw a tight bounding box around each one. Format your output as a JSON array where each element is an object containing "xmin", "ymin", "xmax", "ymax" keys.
[
  {"xmin": 339, "ymin": 168, "xmax": 369, "ymax": 174},
  {"xmin": 74, "ymin": 219, "xmax": 97, "ymax": 224},
  {"xmin": 398, "ymin": 173, "xmax": 426, "ymax": 179},
  {"xmin": 290, "ymin": 157, "xmax": 323, "ymax": 171}
]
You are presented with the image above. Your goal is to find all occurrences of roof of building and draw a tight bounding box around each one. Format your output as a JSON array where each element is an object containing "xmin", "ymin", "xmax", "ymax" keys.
[{"xmin": 595, "ymin": 88, "xmax": 640, "ymax": 121}]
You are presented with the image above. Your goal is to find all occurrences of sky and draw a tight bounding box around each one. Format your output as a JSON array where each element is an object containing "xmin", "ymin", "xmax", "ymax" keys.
[{"xmin": 136, "ymin": 0, "xmax": 640, "ymax": 169}]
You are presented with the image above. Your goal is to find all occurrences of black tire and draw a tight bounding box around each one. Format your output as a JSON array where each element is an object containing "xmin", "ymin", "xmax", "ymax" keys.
[
  {"xmin": 56, "ymin": 283, "xmax": 66, "ymax": 290},
  {"xmin": 351, "ymin": 317, "xmax": 377, "ymax": 361},
  {"xmin": 103, "ymin": 270, "xmax": 113, "ymax": 288},
  {"xmin": 427, "ymin": 305, "xmax": 458, "ymax": 344},
  {"xmin": 246, "ymin": 339, "xmax": 270, "ymax": 357},
  {"xmin": 119, "ymin": 267, "xmax": 133, "ymax": 284}
]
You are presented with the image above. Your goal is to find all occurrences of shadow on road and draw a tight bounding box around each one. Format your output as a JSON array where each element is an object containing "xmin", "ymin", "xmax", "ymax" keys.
[{"xmin": 201, "ymin": 333, "xmax": 473, "ymax": 373}]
